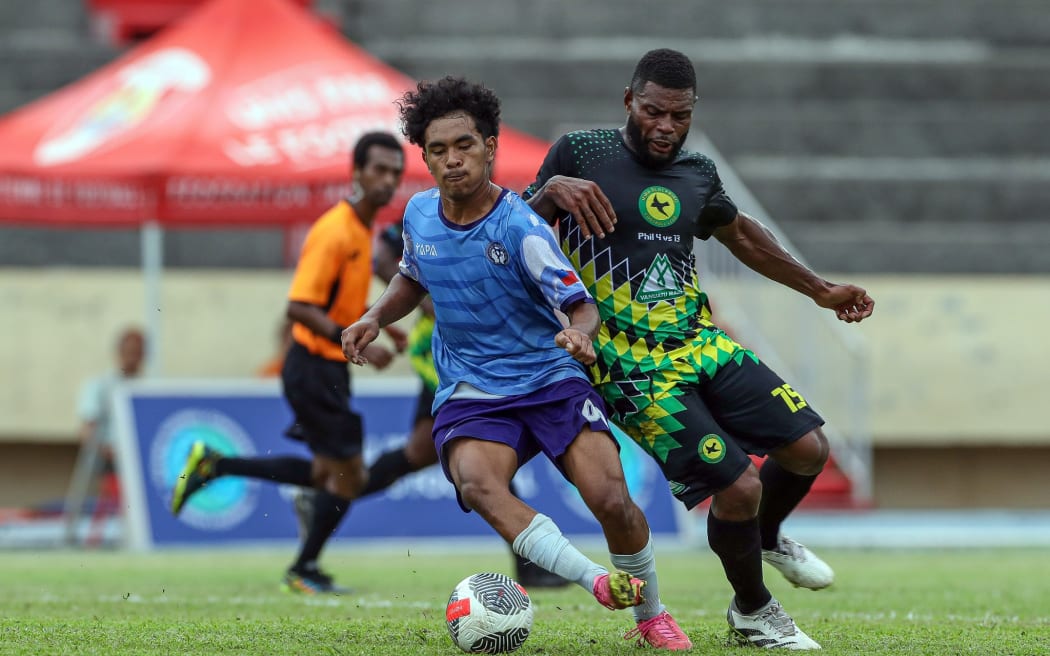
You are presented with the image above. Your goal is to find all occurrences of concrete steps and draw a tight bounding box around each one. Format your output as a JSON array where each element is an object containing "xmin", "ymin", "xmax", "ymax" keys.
[
  {"xmin": 367, "ymin": 40, "xmax": 1050, "ymax": 105},
  {"xmin": 781, "ymin": 220, "xmax": 1050, "ymax": 274},
  {"xmin": 1, "ymin": 0, "xmax": 1047, "ymax": 272},
  {"xmin": 346, "ymin": 0, "xmax": 1050, "ymax": 273},
  {"xmin": 698, "ymin": 102, "xmax": 1050, "ymax": 159},
  {"xmin": 0, "ymin": 0, "xmax": 87, "ymax": 34},
  {"xmin": 347, "ymin": 0, "xmax": 1050, "ymax": 46},
  {"xmin": 0, "ymin": 38, "xmax": 117, "ymax": 113}
]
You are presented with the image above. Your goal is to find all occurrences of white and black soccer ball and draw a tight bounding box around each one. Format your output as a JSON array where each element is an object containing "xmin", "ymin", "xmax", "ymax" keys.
[{"xmin": 446, "ymin": 572, "xmax": 533, "ymax": 654}]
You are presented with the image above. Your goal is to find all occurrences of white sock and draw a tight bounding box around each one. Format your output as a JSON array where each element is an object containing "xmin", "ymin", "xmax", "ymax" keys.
[
  {"xmin": 610, "ymin": 533, "xmax": 665, "ymax": 622},
  {"xmin": 511, "ymin": 513, "xmax": 606, "ymax": 591}
]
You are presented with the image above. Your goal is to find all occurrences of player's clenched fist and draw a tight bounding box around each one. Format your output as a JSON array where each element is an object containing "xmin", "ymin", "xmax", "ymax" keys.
[{"xmin": 555, "ymin": 328, "xmax": 597, "ymax": 365}]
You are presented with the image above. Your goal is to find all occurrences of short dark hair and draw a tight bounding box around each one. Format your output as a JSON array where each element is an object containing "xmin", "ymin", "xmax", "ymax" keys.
[
  {"xmin": 630, "ymin": 48, "xmax": 696, "ymax": 94},
  {"xmin": 352, "ymin": 131, "xmax": 403, "ymax": 169},
  {"xmin": 397, "ymin": 76, "xmax": 501, "ymax": 148}
]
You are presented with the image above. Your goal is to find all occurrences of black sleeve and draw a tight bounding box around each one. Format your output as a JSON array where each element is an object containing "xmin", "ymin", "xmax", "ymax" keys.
[
  {"xmin": 521, "ymin": 134, "xmax": 576, "ymax": 201},
  {"xmin": 695, "ymin": 165, "xmax": 738, "ymax": 240}
]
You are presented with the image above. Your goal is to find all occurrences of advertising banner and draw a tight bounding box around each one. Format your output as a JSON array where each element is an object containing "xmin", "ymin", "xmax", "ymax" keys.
[{"xmin": 113, "ymin": 379, "xmax": 680, "ymax": 549}]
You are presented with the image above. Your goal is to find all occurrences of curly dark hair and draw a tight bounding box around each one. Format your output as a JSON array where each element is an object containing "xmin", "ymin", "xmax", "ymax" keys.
[
  {"xmin": 630, "ymin": 48, "xmax": 696, "ymax": 93},
  {"xmin": 397, "ymin": 76, "xmax": 501, "ymax": 148}
]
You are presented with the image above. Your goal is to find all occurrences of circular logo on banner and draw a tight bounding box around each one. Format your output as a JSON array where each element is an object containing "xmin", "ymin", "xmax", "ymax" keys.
[
  {"xmin": 637, "ymin": 186, "xmax": 681, "ymax": 227},
  {"xmin": 149, "ymin": 409, "xmax": 259, "ymax": 531},
  {"xmin": 699, "ymin": 434, "xmax": 726, "ymax": 464}
]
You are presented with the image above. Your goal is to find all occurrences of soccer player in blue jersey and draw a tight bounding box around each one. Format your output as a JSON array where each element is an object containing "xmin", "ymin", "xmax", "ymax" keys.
[
  {"xmin": 352, "ymin": 222, "xmax": 569, "ymax": 589},
  {"xmin": 341, "ymin": 76, "xmax": 691, "ymax": 650}
]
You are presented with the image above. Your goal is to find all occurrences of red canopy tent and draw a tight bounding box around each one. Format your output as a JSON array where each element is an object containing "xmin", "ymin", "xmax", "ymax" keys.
[
  {"xmin": 0, "ymin": 0, "xmax": 549, "ymax": 227},
  {"xmin": 0, "ymin": 0, "xmax": 551, "ymax": 371}
]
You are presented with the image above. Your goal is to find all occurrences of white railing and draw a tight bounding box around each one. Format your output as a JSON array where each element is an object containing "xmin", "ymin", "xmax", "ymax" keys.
[{"xmin": 690, "ymin": 133, "xmax": 873, "ymax": 504}]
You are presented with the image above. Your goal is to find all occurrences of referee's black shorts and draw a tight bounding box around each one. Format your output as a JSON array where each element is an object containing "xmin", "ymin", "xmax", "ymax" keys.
[
  {"xmin": 281, "ymin": 341, "xmax": 363, "ymax": 460},
  {"xmin": 413, "ymin": 385, "xmax": 436, "ymax": 425}
]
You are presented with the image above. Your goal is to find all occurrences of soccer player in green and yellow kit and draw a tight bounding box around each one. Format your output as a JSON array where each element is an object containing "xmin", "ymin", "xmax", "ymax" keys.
[{"xmin": 525, "ymin": 49, "xmax": 874, "ymax": 650}]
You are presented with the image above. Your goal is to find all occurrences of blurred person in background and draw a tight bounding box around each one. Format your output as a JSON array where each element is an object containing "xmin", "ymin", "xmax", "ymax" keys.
[
  {"xmin": 254, "ymin": 316, "xmax": 317, "ymax": 539},
  {"xmin": 524, "ymin": 48, "xmax": 874, "ymax": 649},
  {"xmin": 255, "ymin": 317, "xmax": 293, "ymax": 378},
  {"xmin": 343, "ymin": 76, "xmax": 692, "ymax": 650},
  {"xmin": 64, "ymin": 326, "xmax": 146, "ymax": 545},
  {"xmin": 170, "ymin": 132, "xmax": 405, "ymax": 594}
]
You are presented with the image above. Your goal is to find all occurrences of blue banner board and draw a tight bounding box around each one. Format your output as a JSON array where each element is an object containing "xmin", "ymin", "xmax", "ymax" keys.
[{"xmin": 113, "ymin": 379, "xmax": 679, "ymax": 549}]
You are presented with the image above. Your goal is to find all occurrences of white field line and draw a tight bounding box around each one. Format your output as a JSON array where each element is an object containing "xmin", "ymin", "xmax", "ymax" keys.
[{"xmin": 47, "ymin": 594, "xmax": 1046, "ymax": 624}]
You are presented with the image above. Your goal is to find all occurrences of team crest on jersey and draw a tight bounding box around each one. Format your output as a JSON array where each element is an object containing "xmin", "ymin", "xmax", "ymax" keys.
[
  {"xmin": 486, "ymin": 241, "xmax": 509, "ymax": 265},
  {"xmin": 636, "ymin": 253, "xmax": 684, "ymax": 303},
  {"xmin": 638, "ymin": 186, "xmax": 681, "ymax": 228}
]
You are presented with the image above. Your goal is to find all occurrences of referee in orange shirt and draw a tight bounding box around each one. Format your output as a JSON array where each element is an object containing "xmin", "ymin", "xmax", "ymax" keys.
[{"xmin": 171, "ymin": 132, "xmax": 405, "ymax": 594}]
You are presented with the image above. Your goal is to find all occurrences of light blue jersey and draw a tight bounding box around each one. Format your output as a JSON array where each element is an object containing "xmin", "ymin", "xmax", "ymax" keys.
[{"xmin": 399, "ymin": 187, "xmax": 594, "ymax": 410}]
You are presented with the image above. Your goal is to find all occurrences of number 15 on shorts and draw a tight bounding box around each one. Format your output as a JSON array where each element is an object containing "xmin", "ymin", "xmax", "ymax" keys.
[{"xmin": 771, "ymin": 384, "xmax": 808, "ymax": 413}]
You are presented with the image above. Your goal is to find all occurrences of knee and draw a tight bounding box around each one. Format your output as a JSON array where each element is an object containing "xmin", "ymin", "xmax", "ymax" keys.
[
  {"xmin": 309, "ymin": 471, "xmax": 326, "ymax": 489},
  {"xmin": 325, "ymin": 478, "xmax": 358, "ymax": 499},
  {"xmin": 456, "ymin": 476, "xmax": 502, "ymax": 515},
  {"xmin": 776, "ymin": 429, "xmax": 829, "ymax": 476},
  {"xmin": 712, "ymin": 466, "xmax": 762, "ymax": 520},
  {"xmin": 587, "ymin": 487, "xmax": 636, "ymax": 527},
  {"xmin": 404, "ymin": 428, "xmax": 439, "ymax": 469},
  {"xmin": 322, "ymin": 459, "xmax": 366, "ymax": 498}
]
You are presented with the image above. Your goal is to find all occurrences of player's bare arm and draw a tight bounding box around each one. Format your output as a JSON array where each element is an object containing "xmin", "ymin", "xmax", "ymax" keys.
[
  {"xmin": 711, "ymin": 212, "xmax": 874, "ymax": 323},
  {"xmin": 526, "ymin": 175, "xmax": 617, "ymax": 239},
  {"xmin": 343, "ymin": 274, "xmax": 428, "ymax": 364},
  {"xmin": 554, "ymin": 300, "xmax": 600, "ymax": 365},
  {"xmin": 287, "ymin": 300, "xmax": 343, "ymax": 345}
]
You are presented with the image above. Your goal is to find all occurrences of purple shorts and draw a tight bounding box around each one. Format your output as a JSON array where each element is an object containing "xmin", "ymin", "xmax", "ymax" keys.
[{"xmin": 432, "ymin": 377, "xmax": 614, "ymax": 511}]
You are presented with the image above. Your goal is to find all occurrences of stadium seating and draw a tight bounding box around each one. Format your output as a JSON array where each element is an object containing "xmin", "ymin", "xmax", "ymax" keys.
[
  {"xmin": 1, "ymin": 0, "xmax": 1047, "ymax": 271},
  {"xmin": 356, "ymin": 0, "xmax": 1050, "ymax": 275}
]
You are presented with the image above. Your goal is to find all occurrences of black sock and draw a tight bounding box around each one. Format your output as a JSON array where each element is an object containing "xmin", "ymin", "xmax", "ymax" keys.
[
  {"xmin": 758, "ymin": 459, "xmax": 818, "ymax": 551},
  {"xmin": 359, "ymin": 449, "xmax": 415, "ymax": 498},
  {"xmin": 215, "ymin": 457, "xmax": 312, "ymax": 486},
  {"xmin": 294, "ymin": 489, "xmax": 351, "ymax": 570},
  {"xmin": 707, "ymin": 513, "xmax": 771, "ymax": 614}
]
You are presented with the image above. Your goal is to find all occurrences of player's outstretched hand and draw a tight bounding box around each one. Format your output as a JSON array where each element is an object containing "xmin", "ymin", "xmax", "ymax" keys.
[
  {"xmin": 383, "ymin": 324, "xmax": 409, "ymax": 352},
  {"xmin": 363, "ymin": 344, "xmax": 394, "ymax": 370},
  {"xmin": 543, "ymin": 175, "xmax": 617, "ymax": 239},
  {"xmin": 555, "ymin": 328, "xmax": 597, "ymax": 365},
  {"xmin": 816, "ymin": 283, "xmax": 875, "ymax": 323},
  {"xmin": 342, "ymin": 320, "xmax": 380, "ymax": 365}
]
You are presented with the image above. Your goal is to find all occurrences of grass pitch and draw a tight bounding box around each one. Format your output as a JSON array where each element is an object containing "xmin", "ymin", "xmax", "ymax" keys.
[{"xmin": 0, "ymin": 546, "xmax": 1047, "ymax": 655}]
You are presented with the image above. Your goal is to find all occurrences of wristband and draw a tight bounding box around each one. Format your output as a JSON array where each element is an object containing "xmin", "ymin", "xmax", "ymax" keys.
[{"xmin": 330, "ymin": 325, "xmax": 344, "ymax": 344}]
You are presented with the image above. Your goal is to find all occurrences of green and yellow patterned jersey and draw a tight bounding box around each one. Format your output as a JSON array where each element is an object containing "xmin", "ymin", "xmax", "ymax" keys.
[
  {"xmin": 408, "ymin": 314, "xmax": 438, "ymax": 394},
  {"xmin": 524, "ymin": 129, "xmax": 742, "ymax": 386}
]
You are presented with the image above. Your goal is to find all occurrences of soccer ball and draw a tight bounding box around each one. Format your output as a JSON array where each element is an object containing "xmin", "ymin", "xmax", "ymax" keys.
[{"xmin": 445, "ymin": 572, "xmax": 533, "ymax": 653}]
